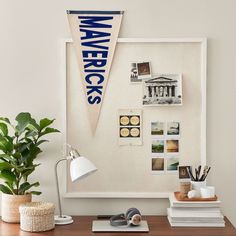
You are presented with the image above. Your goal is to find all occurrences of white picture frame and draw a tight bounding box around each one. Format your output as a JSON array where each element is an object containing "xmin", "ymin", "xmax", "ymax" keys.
[{"xmin": 61, "ymin": 38, "xmax": 207, "ymax": 198}]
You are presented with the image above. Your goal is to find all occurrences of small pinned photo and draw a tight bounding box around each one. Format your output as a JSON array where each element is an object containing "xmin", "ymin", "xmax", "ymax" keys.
[
  {"xmin": 130, "ymin": 63, "xmax": 140, "ymax": 83},
  {"xmin": 166, "ymin": 140, "xmax": 179, "ymax": 153},
  {"xmin": 167, "ymin": 122, "xmax": 180, "ymax": 137},
  {"xmin": 143, "ymin": 74, "xmax": 182, "ymax": 106},
  {"xmin": 178, "ymin": 166, "xmax": 191, "ymax": 179},
  {"xmin": 152, "ymin": 140, "xmax": 164, "ymax": 154},
  {"xmin": 137, "ymin": 62, "xmax": 151, "ymax": 80},
  {"xmin": 152, "ymin": 157, "xmax": 164, "ymax": 172},
  {"xmin": 167, "ymin": 156, "xmax": 179, "ymax": 172},
  {"xmin": 151, "ymin": 122, "xmax": 164, "ymax": 136}
]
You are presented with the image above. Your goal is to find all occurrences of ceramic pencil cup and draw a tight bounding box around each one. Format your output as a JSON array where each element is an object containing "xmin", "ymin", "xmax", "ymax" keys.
[{"xmin": 191, "ymin": 181, "xmax": 206, "ymax": 196}]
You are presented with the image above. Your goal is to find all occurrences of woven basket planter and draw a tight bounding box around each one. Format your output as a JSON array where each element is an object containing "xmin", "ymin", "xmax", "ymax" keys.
[
  {"xmin": 19, "ymin": 202, "xmax": 55, "ymax": 232},
  {"xmin": 1, "ymin": 193, "xmax": 32, "ymax": 223}
]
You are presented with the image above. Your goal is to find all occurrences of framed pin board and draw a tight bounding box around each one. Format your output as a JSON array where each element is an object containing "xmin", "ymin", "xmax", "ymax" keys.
[{"xmin": 61, "ymin": 38, "xmax": 207, "ymax": 198}]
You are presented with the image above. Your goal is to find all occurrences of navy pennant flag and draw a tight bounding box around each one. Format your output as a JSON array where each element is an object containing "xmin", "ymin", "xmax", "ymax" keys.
[{"xmin": 67, "ymin": 10, "xmax": 124, "ymax": 133}]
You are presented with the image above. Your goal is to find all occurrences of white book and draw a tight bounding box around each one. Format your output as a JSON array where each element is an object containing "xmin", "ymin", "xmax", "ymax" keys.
[
  {"xmin": 169, "ymin": 193, "xmax": 221, "ymax": 208},
  {"xmin": 167, "ymin": 209, "xmax": 224, "ymax": 223},
  {"xmin": 168, "ymin": 208, "xmax": 223, "ymax": 218},
  {"xmin": 168, "ymin": 217, "xmax": 225, "ymax": 227},
  {"xmin": 170, "ymin": 207, "xmax": 221, "ymax": 213}
]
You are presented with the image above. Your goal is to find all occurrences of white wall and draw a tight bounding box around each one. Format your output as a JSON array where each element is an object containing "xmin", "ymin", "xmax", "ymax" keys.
[{"xmin": 0, "ymin": 0, "xmax": 236, "ymax": 226}]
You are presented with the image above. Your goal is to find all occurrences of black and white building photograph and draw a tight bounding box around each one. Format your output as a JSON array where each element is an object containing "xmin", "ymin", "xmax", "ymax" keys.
[{"xmin": 143, "ymin": 74, "xmax": 183, "ymax": 105}]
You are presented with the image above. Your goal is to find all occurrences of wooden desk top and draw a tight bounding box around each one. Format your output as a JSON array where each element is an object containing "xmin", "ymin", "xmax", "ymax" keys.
[{"xmin": 0, "ymin": 216, "xmax": 235, "ymax": 236}]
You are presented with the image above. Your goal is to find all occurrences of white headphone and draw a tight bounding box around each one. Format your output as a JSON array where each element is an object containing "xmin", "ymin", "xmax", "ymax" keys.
[{"xmin": 110, "ymin": 208, "xmax": 142, "ymax": 226}]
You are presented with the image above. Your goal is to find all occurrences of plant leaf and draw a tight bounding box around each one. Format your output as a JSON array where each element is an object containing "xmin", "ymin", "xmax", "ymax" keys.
[
  {"xmin": 39, "ymin": 118, "xmax": 55, "ymax": 130},
  {"xmin": 15, "ymin": 112, "xmax": 32, "ymax": 135},
  {"xmin": 0, "ymin": 136, "xmax": 14, "ymax": 153},
  {"xmin": 4, "ymin": 181, "xmax": 15, "ymax": 194},
  {"xmin": 0, "ymin": 154, "xmax": 13, "ymax": 162},
  {"xmin": 21, "ymin": 164, "xmax": 41, "ymax": 181},
  {"xmin": 18, "ymin": 182, "xmax": 30, "ymax": 194},
  {"xmin": 0, "ymin": 169, "xmax": 16, "ymax": 183},
  {"xmin": 28, "ymin": 146, "xmax": 42, "ymax": 164},
  {"xmin": 0, "ymin": 162, "xmax": 13, "ymax": 171},
  {"xmin": 30, "ymin": 191, "xmax": 42, "ymax": 195},
  {"xmin": 0, "ymin": 117, "xmax": 11, "ymax": 125},
  {"xmin": 25, "ymin": 130, "xmax": 38, "ymax": 138},
  {"xmin": 39, "ymin": 127, "xmax": 60, "ymax": 137},
  {"xmin": 15, "ymin": 164, "xmax": 40, "ymax": 172},
  {"xmin": 0, "ymin": 123, "xmax": 8, "ymax": 136},
  {"xmin": 20, "ymin": 144, "xmax": 42, "ymax": 166},
  {"xmin": 0, "ymin": 184, "xmax": 13, "ymax": 194},
  {"xmin": 22, "ymin": 168, "xmax": 35, "ymax": 182},
  {"xmin": 36, "ymin": 140, "xmax": 49, "ymax": 146},
  {"xmin": 17, "ymin": 142, "xmax": 30, "ymax": 153},
  {"xmin": 27, "ymin": 118, "xmax": 40, "ymax": 132},
  {"xmin": 19, "ymin": 181, "xmax": 40, "ymax": 194}
]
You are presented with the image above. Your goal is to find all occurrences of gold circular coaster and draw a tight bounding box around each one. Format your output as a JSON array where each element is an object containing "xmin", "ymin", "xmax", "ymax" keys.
[
  {"xmin": 120, "ymin": 128, "xmax": 130, "ymax": 137},
  {"xmin": 120, "ymin": 116, "xmax": 130, "ymax": 126},
  {"xmin": 130, "ymin": 116, "xmax": 140, "ymax": 126},
  {"xmin": 130, "ymin": 127, "xmax": 140, "ymax": 137}
]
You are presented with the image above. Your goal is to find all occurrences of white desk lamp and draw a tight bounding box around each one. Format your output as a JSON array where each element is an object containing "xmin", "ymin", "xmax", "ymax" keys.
[{"xmin": 54, "ymin": 145, "xmax": 97, "ymax": 225}]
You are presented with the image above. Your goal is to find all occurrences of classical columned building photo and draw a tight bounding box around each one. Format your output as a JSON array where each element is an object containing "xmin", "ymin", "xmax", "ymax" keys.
[{"xmin": 143, "ymin": 74, "xmax": 182, "ymax": 105}]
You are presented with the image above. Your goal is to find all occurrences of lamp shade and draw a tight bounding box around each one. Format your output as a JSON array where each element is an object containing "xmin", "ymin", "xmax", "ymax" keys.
[{"xmin": 70, "ymin": 156, "xmax": 97, "ymax": 182}]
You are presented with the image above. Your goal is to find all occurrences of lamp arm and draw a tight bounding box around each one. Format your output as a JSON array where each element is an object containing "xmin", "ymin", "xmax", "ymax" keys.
[{"xmin": 55, "ymin": 158, "xmax": 67, "ymax": 218}]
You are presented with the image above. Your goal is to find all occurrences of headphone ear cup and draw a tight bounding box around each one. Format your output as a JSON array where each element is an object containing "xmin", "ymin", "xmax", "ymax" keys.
[
  {"xmin": 126, "ymin": 208, "xmax": 136, "ymax": 218},
  {"xmin": 126, "ymin": 208, "xmax": 141, "ymax": 220}
]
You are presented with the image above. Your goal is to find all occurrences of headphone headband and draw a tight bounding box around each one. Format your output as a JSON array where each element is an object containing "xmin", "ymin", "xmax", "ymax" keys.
[{"xmin": 110, "ymin": 213, "xmax": 127, "ymax": 226}]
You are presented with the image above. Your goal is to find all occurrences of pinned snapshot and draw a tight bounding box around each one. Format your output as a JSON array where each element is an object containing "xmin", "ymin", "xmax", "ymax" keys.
[
  {"xmin": 143, "ymin": 74, "xmax": 182, "ymax": 106},
  {"xmin": 118, "ymin": 109, "xmax": 142, "ymax": 146},
  {"xmin": 167, "ymin": 156, "xmax": 180, "ymax": 172},
  {"xmin": 178, "ymin": 166, "xmax": 191, "ymax": 179},
  {"xmin": 151, "ymin": 122, "xmax": 165, "ymax": 137},
  {"xmin": 130, "ymin": 62, "xmax": 152, "ymax": 83},
  {"xmin": 167, "ymin": 122, "xmax": 180, "ymax": 137},
  {"xmin": 166, "ymin": 140, "xmax": 179, "ymax": 153},
  {"xmin": 152, "ymin": 157, "xmax": 165, "ymax": 172},
  {"xmin": 152, "ymin": 139, "xmax": 164, "ymax": 154}
]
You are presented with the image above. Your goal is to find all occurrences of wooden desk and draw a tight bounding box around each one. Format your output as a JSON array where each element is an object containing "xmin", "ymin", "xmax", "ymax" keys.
[{"xmin": 0, "ymin": 216, "xmax": 235, "ymax": 236}]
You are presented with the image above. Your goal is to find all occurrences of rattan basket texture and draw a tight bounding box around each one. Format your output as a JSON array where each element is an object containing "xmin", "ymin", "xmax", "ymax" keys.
[
  {"xmin": 19, "ymin": 202, "xmax": 55, "ymax": 232},
  {"xmin": 1, "ymin": 193, "xmax": 32, "ymax": 223}
]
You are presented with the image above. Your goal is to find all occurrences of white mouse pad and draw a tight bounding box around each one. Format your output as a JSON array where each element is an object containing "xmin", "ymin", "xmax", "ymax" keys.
[{"xmin": 92, "ymin": 220, "xmax": 149, "ymax": 232}]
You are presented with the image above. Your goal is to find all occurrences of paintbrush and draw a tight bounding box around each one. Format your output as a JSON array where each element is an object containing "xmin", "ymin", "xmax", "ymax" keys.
[
  {"xmin": 197, "ymin": 165, "xmax": 202, "ymax": 180},
  {"xmin": 203, "ymin": 167, "xmax": 211, "ymax": 181},
  {"xmin": 187, "ymin": 166, "xmax": 195, "ymax": 181},
  {"xmin": 199, "ymin": 166, "xmax": 208, "ymax": 181}
]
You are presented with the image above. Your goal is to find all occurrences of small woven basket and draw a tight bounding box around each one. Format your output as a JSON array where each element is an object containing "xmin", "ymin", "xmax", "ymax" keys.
[{"xmin": 19, "ymin": 202, "xmax": 55, "ymax": 232}]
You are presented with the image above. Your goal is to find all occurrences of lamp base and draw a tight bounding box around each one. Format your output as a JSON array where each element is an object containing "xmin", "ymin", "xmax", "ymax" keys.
[{"xmin": 55, "ymin": 215, "xmax": 74, "ymax": 225}]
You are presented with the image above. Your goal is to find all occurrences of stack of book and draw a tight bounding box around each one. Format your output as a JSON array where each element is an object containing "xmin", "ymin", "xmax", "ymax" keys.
[{"xmin": 167, "ymin": 193, "xmax": 225, "ymax": 227}]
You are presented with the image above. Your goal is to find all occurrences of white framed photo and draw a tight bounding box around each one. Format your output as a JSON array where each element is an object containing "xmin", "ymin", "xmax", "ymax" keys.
[
  {"xmin": 166, "ymin": 156, "xmax": 180, "ymax": 173},
  {"xmin": 166, "ymin": 139, "xmax": 179, "ymax": 154},
  {"xmin": 118, "ymin": 109, "xmax": 142, "ymax": 146},
  {"xmin": 130, "ymin": 62, "xmax": 151, "ymax": 83},
  {"xmin": 143, "ymin": 74, "xmax": 183, "ymax": 106},
  {"xmin": 137, "ymin": 62, "xmax": 152, "ymax": 80},
  {"xmin": 151, "ymin": 122, "xmax": 165, "ymax": 137},
  {"xmin": 167, "ymin": 121, "xmax": 180, "ymax": 138},
  {"xmin": 152, "ymin": 157, "xmax": 165, "ymax": 173}
]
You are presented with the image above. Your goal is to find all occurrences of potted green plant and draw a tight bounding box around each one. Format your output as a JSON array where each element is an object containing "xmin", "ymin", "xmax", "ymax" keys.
[{"xmin": 0, "ymin": 112, "xmax": 59, "ymax": 223}]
